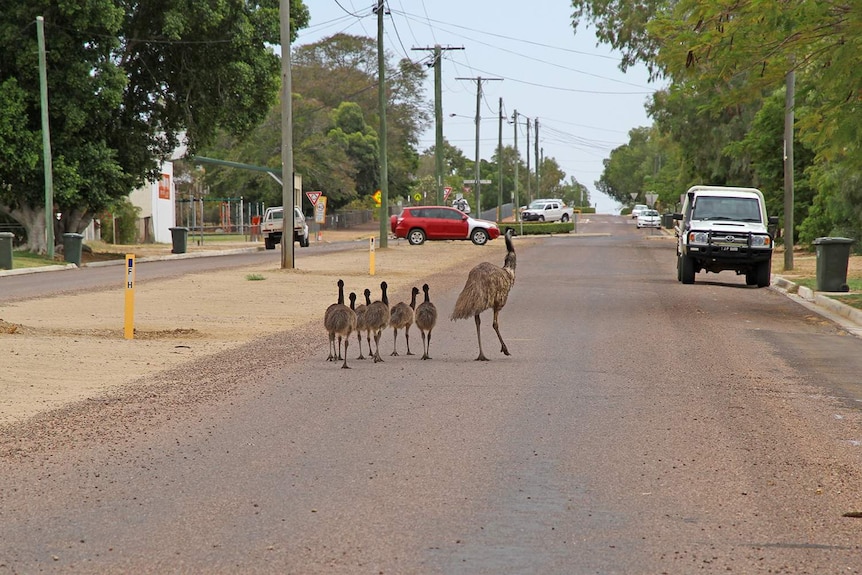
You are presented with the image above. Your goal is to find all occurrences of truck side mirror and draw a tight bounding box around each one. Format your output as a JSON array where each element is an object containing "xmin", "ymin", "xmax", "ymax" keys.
[{"xmin": 672, "ymin": 213, "xmax": 683, "ymax": 220}]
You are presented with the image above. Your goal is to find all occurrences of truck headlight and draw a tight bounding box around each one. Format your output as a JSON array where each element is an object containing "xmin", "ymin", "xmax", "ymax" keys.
[
  {"xmin": 751, "ymin": 235, "xmax": 771, "ymax": 247},
  {"xmin": 688, "ymin": 232, "xmax": 709, "ymax": 244}
]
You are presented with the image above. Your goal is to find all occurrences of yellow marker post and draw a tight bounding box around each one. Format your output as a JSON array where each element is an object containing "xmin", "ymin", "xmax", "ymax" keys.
[
  {"xmin": 124, "ymin": 254, "xmax": 135, "ymax": 340},
  {"xmin": 369, "ymin": 237, "xmax": 375, "ymax": 276}
]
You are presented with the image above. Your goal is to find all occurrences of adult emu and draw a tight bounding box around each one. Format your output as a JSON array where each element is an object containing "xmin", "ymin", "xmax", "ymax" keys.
[{"xmin": 450, "ymin": 228, "xmax": 516, "ymax": 361}]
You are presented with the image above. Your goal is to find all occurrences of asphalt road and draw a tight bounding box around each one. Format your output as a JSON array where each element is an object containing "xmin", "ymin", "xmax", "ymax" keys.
[
  {"xmin": 0, "ymin": 240, "xmax": 360, "ymax": 303},
  {"xmin": 2, "ymin": 214, "xmax": 861, "ymax": 573}
]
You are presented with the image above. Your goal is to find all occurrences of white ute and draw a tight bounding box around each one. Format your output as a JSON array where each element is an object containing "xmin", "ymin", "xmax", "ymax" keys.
[
  {"xmin": 261, "ymin": 206, "xmax": 309, "ymax": 249},
  {"xmin": 520, "ymin": 199, "xmax": 574, "ymax": 222},
  {"xmin": 674, "ymin": 185, "xmax": 778, "ymax": 287}
]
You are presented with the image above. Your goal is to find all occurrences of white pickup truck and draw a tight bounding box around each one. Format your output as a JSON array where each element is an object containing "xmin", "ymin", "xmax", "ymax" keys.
[
  {"xmin": 674, "ymin": 185, "xmax": 778, "ymax": 287},
  {"xmin": 520, "ymin": 199, "xmax": 574, "ymax": 222},
  {"xmin": 261, "ymin": 206, "xmax": 310, "ymax": 249}
]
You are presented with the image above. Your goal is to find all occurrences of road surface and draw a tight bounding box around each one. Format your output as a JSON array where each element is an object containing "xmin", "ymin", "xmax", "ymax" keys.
[{"xmin": 1, "ymin": 214, "xmax": 861, "ymax": 573}]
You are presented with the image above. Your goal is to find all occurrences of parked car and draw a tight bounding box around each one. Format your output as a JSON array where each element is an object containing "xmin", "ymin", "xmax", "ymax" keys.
[
  {"xmin": 520, "ymin": 199, "xmax": 574, "ymax": 222},
  {"xmin": 636, "ymin": 208, "xmax": 661, "ymax": 229},
  {"xmin": 631, "ymin": 204, "xmax": 648, "ymax": 219},
  {"xmin": 390, "ymin": 206, "xmax": 500, "ymax": 246}
]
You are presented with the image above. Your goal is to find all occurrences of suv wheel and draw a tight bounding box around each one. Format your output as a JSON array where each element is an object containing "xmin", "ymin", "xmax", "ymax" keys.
[
  {"xmin": 471, "ymin": 228, "xmax": 489, "ymax": 246},
  {"xmin": 680, "ymin": 254, "xmax": 696, "ymax": 284},
  {"xmin": 407, "ymin": 228, "xmax": 426, "ymax": 245},
  {"xmin": 756, "ymin": 259, "xmax": 771, "ymax": 288}
]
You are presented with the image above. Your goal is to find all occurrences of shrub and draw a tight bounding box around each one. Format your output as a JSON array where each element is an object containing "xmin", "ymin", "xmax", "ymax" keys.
[{"xmin": 500, "ymin": 221, "xmax": 575, "ymax": 236}]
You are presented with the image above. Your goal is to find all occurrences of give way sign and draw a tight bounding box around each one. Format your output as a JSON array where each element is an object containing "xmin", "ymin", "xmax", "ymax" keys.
[{"xmin": 305, "ymin": 191, "xmax": 322, "ymax": 206}]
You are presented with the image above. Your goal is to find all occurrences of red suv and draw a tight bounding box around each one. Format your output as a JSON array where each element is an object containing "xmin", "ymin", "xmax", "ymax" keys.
[{"xmin": 390, "ymin": 206, "xmax": 501, "ymax": 246}]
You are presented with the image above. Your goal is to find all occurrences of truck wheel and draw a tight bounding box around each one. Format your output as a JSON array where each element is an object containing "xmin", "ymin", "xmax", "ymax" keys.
[
  {"xmin": 471, "ymin": 228, "xmax": 489, "ymax": 246},
  {"xmin": 756, "ymin": 259, "xmax": 771, "ymax": 288},
  {"xmin": 745, "ymin": 269, "xmax": 757, "ymax": 286},
  {"xmin": 407, "ymin": 228, "xmax": 426, "ymax": 245},
  {"xmin": 264, "ymin": 237, "xmax": 275, "ymax": 250},
  {"xmin": 680, "ymin": 254, "xmax": 696, "ymax": 284},
  {"xmin": 538, "ymin": 215, "xmax": 545, "ymax": 222},
  {"xmin": 561, "ymin": 213, "xmax": 570, "ymax": 223},
  {"xmin": 300, "ymin": 233, "xmax": 309, "ymax": 247}
]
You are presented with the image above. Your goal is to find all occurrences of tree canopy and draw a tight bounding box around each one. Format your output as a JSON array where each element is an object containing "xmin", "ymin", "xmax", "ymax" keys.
[
  {"xmin": 0, "ymin": 0, "xmax": 309, "ymax": 252},
  {"xmin": 572, "ymin": 0, "xmax": 862, "ymax": 245}
]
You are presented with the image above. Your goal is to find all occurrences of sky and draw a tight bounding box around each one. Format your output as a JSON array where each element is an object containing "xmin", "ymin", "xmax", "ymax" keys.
[{"xmin": 294, "ymin": 1, "xmax": 658, "ymax": 214}]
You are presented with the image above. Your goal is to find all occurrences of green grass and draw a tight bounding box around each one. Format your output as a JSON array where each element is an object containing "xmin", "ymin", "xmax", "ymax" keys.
[
  {"xmin": 790, "ymin": 277, "xmax": 862, "ymax": 311},
  {"xmin": 832, "ymin": 293, "xmax": 862, "ymax": 309},
  {"xmin": 245, "ymin": 273, "xmax": 266, "ymax": 281},
  {"xmin": 792, "ymin": 277, "xmax": 862, "ymax": 292},
  {"xmin": 8, "ymin": 251, "xmax": 59, "ymax": 269}
]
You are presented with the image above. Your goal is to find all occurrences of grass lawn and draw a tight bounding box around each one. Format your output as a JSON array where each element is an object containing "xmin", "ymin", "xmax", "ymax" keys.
[{"xmin": 774, "ymin": 249, "xmax": 862, "ymax": 310}]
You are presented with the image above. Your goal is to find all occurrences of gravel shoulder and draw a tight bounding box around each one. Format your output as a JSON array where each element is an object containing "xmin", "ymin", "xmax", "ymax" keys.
[{"xmin": 0, "ymin": 230, "xmax": 530, "ymax": 428}]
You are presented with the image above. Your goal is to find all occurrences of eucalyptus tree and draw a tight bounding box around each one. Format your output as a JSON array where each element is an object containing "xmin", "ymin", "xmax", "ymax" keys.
[{"xmin": 0, "ymin": 0, "xmax": 309, "ymax": 252}]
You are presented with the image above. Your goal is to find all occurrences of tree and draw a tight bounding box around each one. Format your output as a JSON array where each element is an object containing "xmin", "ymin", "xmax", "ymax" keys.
[
  {"xmin": 0, "ymin": 0, "xmax": 309, "ymax": 252},
  {"xmin": 291, "ymin": 33, "xmax": 429, "ymax": 206},
  {"xmin": 203, "ymin": 33, "xmax": 429, "ymax": 212}
]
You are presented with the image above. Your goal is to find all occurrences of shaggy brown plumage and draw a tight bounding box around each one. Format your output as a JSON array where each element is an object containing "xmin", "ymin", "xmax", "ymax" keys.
[
  {"xmin": 450, "ymin": 228, "xmax": 516, "ymax": 361},
  {"xmin": 354, "ymin": 288, "xmax": 371, "ymax": 359},
  {"xmin": 414, "ymin": 283, "xmax": 438, "ymax": 360},
  {"xmin": 363, "ymin": 281, "xmax": 390, "ymax": 363},
  {"xmin": 323, "ymin": 280, "xmax": 356, "ymax": 368},
  {"xmin": 389, "ymin": 286, "xmax": 419, "ymax": 356}
]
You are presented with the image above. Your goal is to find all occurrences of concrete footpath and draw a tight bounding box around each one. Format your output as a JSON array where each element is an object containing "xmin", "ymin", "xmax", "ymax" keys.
[{"xmin": 772, "ymin": 276, "xmax": 862, "ymax": 338}]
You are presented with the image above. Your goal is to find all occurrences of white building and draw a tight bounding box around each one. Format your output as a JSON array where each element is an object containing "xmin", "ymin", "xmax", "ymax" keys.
[{"xmin": 128, "ymin": 162, "xmax": 176, "ymax": 244}]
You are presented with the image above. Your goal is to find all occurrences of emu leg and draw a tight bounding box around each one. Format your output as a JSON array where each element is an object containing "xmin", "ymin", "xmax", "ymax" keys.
[
  {"xmin": 341, "ymin": 337, "xmax": 350, "ymax": 369},
  {"xmin": 327, "ymin": 333, "xmax": 336, "ymax": 361},
  {"xmin": 356, "ymin": 332, "xmax": 365, "ymax": 360},
  {"xmin": 474, "ymin": 314, "xmax": 489, "ymax": 361},
  {"xmin": 492, "ymin": 308, "xmax": 510, "ymax": 356},
  {"xmin": 405, "ymin": 327, "xmax": 414, "ymax": 355},
  {"xmin": 391, "ymin": 327, "xmax": 399, "ymax": 356},
  {"xmin": 421, "ymin": 329, "xmax": 433, "ymax": 360},
  {"xmin": 374, "ymin": 330, "xmax": 385, "ymax": 363}
]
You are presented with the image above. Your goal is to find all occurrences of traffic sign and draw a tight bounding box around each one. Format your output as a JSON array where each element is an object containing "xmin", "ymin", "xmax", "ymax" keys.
[
  {"xmin": 443, "ymin": 186, "xmax": 452, "ymax": 202},
  {"xmin": 306, "ymin": 191, "xmax": 322, "ymax": 206},
  {"xmin": 315, "ymin": 196, "xmax": 327, "ymax": 224}
]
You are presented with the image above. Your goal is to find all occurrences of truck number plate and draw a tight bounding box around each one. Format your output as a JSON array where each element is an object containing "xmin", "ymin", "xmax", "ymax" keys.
[{"xmin": 720, "ymin": 246, "xmax": 739, "ymax": 251}]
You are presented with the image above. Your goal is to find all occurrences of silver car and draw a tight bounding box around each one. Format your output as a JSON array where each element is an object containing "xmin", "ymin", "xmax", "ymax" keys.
[{"xmin": 636, "ymin": 208, "xmax": 661, "ymax": 229}]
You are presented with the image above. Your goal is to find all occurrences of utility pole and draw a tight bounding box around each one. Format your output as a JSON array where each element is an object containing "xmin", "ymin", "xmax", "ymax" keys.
[
  {"xmin": 784, "ymin": 68, "xmax": 795, "ymax": 270},
  {"xmin": 375, "ymin": 0, "xmax": 389, "ymax": 247},
  {"xmin": 278, "ymin": 0, "xmax": 294, "ymax": 268},
  {"xmin": 497, "ymin": 97, "xmax": 503, "ymax": 221},
  {"xmin": 513, "ymin": 110, "xmax": 520, "ymax": 223},
  {"xmin": 534, "ymin": 118, "xmax": 540, "ymax": 199},
  {"xmin": 412, "ymin": 45, "xmax": 463, "ymax": 205},
  {"xmin": 456, "ymin": 76, "xmax": 501, "ymax": 216},
  {"xmin": 525, "ymin": 118, "xmax": 531, "ymax": 203},
  {"xmin": 36, "ymin": 17, "xmax": 54, "ymax": 258}
]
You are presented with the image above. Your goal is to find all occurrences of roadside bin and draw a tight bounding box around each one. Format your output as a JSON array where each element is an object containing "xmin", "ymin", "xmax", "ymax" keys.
[
  {"xmin": 813, "ymin": 236, "xmax": 854, "ymax": 292},
  {"xmin": 63, "ymin": 232, "xmax": 84, "ymax": 267},
  {"xmin": 169, "ymin": 226, "xmax": 189, "ymax": 254},
  {"xmin": 0, "ymin": 231, "xmax": 14, "ymax": 270},
  {"xmin": 661, "ymin": 213, "xmax": 674, "ymax": 228}
]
